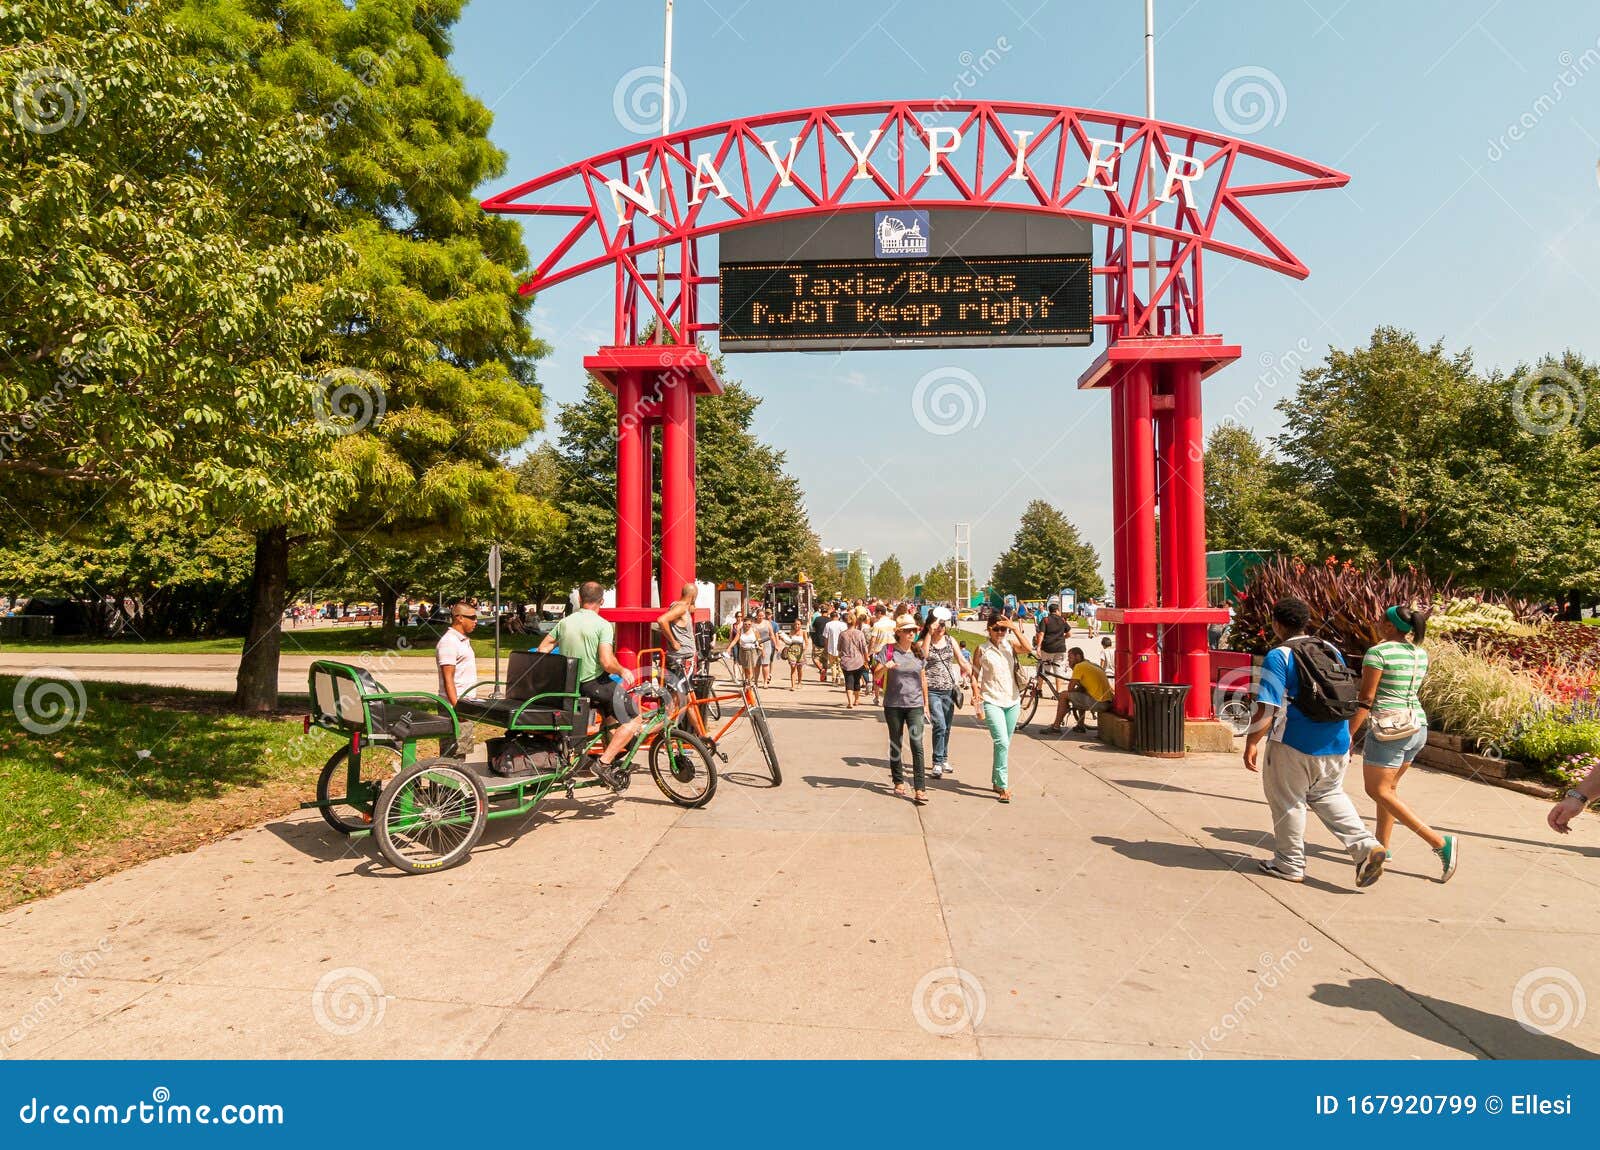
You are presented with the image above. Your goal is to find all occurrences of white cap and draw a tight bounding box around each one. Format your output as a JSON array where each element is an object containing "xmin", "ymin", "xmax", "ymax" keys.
[{"xmin": 932, "ymin": 606, "xmax": 952, "ymax": 622}]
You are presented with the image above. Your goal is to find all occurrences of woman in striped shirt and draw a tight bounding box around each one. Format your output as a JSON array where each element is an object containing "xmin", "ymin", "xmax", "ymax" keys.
[{"xmin": 1352, "ymin": 604, "xmax": 1459, "ymax": 882}]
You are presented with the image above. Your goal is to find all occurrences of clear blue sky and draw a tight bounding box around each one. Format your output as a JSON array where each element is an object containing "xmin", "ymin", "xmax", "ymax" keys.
[{"xmin": 452, "ymin": 0, "xmax": 1600, "ymax": 585}]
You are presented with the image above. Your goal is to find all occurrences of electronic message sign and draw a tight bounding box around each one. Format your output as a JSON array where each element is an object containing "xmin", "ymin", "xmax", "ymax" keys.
[{"xmin": 718, "ymin": 210, "xmax": 1093, "ymax": 352}]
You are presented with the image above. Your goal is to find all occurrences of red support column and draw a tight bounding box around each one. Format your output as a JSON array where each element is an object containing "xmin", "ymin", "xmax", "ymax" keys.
[
  {"xmin": 1123, "ymin": 364, "xmax": 1160, "ymax": 688},
  {"xmin": 614, "ymin": 372, "xmax": 651, "ymax": 665},
  {"xmin": 1155, "ymin": 387, "xmax": 1180, "ymax": 682},
  {"xmin": 1108, "ymin": 378, "xmax": 1132, "ymax": 714},
  {"xmin": 1172, "ymin": 361, "xmax": 1212, "ymax": 719},
  {"xmin": 659, "ymin": 373, "xmax": 696, "ymax": 604}
]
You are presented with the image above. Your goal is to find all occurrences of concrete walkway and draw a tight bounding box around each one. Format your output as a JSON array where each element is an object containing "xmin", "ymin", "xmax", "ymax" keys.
[{"xmin": 2, "ymin": 673, "xmax": 1598, "ymax": 1059}]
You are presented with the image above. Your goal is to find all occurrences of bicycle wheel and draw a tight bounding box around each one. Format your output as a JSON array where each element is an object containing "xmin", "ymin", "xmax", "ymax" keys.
[
  {"xmin": 1018, "ymin": 676, "xmax": 1041, "ymax": 729},
  {"xmin": 750, "ymin": 707, "xmax": 782, "ymax": 786},
  {"xmin": 315, "ymin": 744, "xmax": 400, "ymax": 834},
  {"xmin": 374, "ymin": 758, "xmax": 486, "ymax": 874},
  {"xmin": 648, "ymin": 727, "xmax": 718, "ymax": 807},
  {"xmin": 1217, "ymin": 696, "xmax": 1253, "ymax": 737}
]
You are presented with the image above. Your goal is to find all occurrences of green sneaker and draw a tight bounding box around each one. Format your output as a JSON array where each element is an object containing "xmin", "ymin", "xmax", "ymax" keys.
[{"xmin": 1436, "ymin": 834, "xmax": 1459, "ymax": 883}]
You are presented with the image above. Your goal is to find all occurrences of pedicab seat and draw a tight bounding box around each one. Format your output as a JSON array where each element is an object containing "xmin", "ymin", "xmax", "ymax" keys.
[
  {"xmin": 308, "ymin": 660, "xmax": 456, "ymax": 741},
  {"xmin": 455, "ymin": 650, "xmax": 585, "ymax": 736}
]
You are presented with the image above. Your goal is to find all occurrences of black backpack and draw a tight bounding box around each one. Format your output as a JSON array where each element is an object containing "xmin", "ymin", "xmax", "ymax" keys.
[{"xmin": 1283, "ymin": 636, "xmax": 1361, "ymax": 722}]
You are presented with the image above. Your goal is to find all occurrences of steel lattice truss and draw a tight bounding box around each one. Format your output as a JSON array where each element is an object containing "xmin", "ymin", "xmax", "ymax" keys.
[{"xmin": 481, "ymin": 99, "xmax": 1347, "ymax": 345}]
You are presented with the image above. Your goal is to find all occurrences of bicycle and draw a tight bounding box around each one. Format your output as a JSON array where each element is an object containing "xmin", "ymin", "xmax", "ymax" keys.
[
  {"xmin": 306, "ymin": 657, "xmax": 718, "ymax": 875},
  {"xmin": 1017, "ymin": 659, "xmax": 1071, "ymax": 730},
  {"xmin": 650, "ymin": 648, "xmax": 782, "ymax": 786}
]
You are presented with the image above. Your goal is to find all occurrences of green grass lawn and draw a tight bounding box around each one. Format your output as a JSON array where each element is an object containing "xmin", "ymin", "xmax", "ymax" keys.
[
  {"xmin": 0, "ymin": 625, "xmax": 530, "ymax": 659},
  {"xmin": 0, "ymin": 676, "xmax": 343, "ymax": 908}
]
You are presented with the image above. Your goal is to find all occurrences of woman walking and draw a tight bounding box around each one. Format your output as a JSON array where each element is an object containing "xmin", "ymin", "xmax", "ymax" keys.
[
  {"xmin": 837, "ymin": 614, "xmax": 871, "ymax": 708},
  {"xmin": 728, "ymin": 614, "xmax": 762, "ymax": 684},
  {"xmin": 754, "ymin": 607, "xmax": 778, "ymax": 687},
  {"xmin": 1355, "ymin": 604, "xmax": 1458, "ymax": 882},
  {"xmin": 972, "ymin": 615, "xmax": 1029, "ymax": 803},
  {"xmin": 920, "ymin": 606, "xmax": 972, "ymax": 779},
  {"xmin": 778, "ymin": 617, "xmax": 807, "ymax": 690},
  {"xmin": 881, "ymin": 614, "xmax": 931, "ymax": 803}
]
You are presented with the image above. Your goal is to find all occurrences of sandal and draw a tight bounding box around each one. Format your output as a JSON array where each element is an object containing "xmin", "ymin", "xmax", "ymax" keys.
[
  {"xmin": 893, "ymin": 783, "xmax": 908, "ymax": 797},
  {"xmin": 1044, "ymin": 724, "xmax": 1064, "ymax": 734},
  {"xmin": 996, "ymin": 789, "xmax": 1011, "ymax": 804},
  {"xmin": 913, "ymin": 790, "xmax": 928, "ymax": 805}
]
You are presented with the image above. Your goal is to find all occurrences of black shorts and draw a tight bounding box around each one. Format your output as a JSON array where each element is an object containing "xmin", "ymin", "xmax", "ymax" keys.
[
  {"xmin": 580, "ymin": 676, "xmax": 638, "ymax": 722},
  {"xmin": 843, "ymin": 667, "xmax": 868, "ymax": 691}
]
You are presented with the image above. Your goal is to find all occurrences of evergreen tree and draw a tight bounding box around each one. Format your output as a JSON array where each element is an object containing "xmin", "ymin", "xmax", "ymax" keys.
[{"xmin": 989, "ymin": 501, "xmax": 1105, "ymax": 600}]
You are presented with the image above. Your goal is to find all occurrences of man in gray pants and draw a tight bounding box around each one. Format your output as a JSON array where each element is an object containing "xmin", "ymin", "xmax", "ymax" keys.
[{"xmin": 1243, "ymin": 597, "xmax": 1386, "ymax": 888}]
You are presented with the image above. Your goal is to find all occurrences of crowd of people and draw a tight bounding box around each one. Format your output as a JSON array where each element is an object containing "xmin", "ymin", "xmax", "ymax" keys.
[
  {"xmin": 696, "ymin": 589, "xmax": 1472, "ymax": 892},
  {"xmin": 711, "ymin": 595, "xmax": 1108, "ymax": 806}
]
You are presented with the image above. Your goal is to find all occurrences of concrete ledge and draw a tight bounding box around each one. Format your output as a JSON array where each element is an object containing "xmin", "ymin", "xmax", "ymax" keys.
[
  {"xmin": 1095, "ymin": 713, "xmax": 1236, "ymax": 756},
  {"xmin": 1184, "ymin": 720, "xmax": 1237, "ymax": 754}
]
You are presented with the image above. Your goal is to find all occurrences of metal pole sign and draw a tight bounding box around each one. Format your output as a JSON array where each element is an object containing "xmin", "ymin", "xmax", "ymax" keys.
[{"xmin": 488, "ymin": 543, "xmax": 502, "ymax": 696}]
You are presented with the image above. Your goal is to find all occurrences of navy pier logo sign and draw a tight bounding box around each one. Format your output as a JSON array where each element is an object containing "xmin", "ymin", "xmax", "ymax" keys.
[{"xmin": 875, "ymin": 210, "xmax": 929, "ymax": 258}]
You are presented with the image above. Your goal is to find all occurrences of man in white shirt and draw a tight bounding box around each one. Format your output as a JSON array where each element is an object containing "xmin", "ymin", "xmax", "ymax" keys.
[
  {"xmin": 434, "ymin": 599, "xmax": 479, "ymax": 755},
  {"xmin": 435, "ymin": 599, "xmax": 479, "ymax": 703},
  {"xmin": 822, "ymin": 610, "xmax": 848, "ymax": 685}
]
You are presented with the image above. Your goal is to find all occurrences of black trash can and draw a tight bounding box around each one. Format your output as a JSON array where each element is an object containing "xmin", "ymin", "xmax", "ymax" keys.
[{"xmin": 1127, "ymin": 683, "xmax": 1190, "ymax": 759}]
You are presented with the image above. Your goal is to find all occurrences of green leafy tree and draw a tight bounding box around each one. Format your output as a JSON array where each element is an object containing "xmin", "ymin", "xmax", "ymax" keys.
[
  {"xmin": 0, "ymin": 1, "xmax": 349, "ymax": 582},
  {"xmin": 179, "ymin": 0, "xmax": 552, "ymax": 708},
  {"xmin": 550, "ymin": 369, "xmax": 819, "ymax": 588},
  {"xmin": 920, "ymin": 558, "xmax": 959, "ymax": 602},
  {"xmin": 1274, "ymin": 329, "xmax": 1600, "ymax": 598},
  {"xmin": 1204, "ymin": 421, "xmax": 1301, "ymax": 553},
  {"xmin": 990, "ymin": 500, "xmax": 1105, "ymax": 600},
  {"xmin": 870, "ymin": 553, "xmax": 905, "ymax": 600},
  {"xmin": 841, "ymin": 553, "xmax": 867, "ymax": 600}
]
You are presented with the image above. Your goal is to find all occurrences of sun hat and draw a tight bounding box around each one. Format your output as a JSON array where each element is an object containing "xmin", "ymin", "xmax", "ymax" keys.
[
  {"xmin": 932, "ymin": 605, "xmax": 952, "ymax": 622},
  {"xmin": 894, "ymin": 613, "xmax": 918, "ymax": 631}
]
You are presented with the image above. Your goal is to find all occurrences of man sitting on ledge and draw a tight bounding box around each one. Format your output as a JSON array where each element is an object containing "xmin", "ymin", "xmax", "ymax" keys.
[{"xmin": 1046, "ymin": 646, "xmax": 1113, "ymax": 734}]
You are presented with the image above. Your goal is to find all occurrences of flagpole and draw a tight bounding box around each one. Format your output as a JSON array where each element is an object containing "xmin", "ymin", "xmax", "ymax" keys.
[
  {"xmin": 1144, "ymin": 0, "xmax": 1158, "ymax": 333},
  {"xmin": 656, "ymin": 0, "xmax": 674, "ymax": 343}
]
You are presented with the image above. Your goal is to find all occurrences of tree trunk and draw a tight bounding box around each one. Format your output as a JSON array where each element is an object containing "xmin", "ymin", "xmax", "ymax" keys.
[
  {"xmin": 378, "ymin": 587, "xmax": 398, "ymax": 632},
  {"xmin": 234, "ymin": 525, "xmax": 288, "ymax": 712}
]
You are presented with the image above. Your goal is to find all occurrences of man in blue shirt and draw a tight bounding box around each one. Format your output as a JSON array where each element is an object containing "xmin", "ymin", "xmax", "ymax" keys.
[{"xmin": 1244, "ymin": 597, "xmax": 1386, "ymax": 888}]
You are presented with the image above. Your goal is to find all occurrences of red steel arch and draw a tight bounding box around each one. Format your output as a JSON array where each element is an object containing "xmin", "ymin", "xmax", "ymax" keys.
[
  {"xmin": 482, "ymin": 98, "xmax": 1349, "ymax": 733},
  {"xmin": 482, "ymin": 99, "xmax": 1347, "ymax": 345}
]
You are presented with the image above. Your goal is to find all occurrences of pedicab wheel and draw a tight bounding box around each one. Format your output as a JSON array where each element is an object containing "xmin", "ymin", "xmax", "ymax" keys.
[
  {"xmin": 1217, "ymin": 697, "xmax": 1253, "ymax": 737},
  {"xmin": 315, "ymin": 744, "xmax": 400, "ymax": 834},
  {"xmin": 1017, "ymin": 676, "xmax": 1041, "ymax": 730},
  {"xmin": 648, "ymin": 727, "xmax": 718, "ymax": 808},
  {"xmin": 750, "ymin": 709, "xmax": 782, "ymax": 786},
  {"xmin": 374, "ymin": 758, "xmax": 487, "ymax": 874}
]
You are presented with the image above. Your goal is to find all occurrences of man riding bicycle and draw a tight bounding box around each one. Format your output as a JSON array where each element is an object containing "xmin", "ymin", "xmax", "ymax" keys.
[{"xmin": 538, "ymin": 581, "xmax": 640, "ymax": 790}]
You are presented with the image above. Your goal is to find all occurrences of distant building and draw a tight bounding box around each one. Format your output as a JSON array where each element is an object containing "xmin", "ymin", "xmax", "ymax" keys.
[{"xmin": 825, "ymin": 547, "xmax": 874, "ymax": 589}]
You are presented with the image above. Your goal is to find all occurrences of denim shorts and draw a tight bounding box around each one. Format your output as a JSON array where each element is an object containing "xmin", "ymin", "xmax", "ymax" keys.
[{"xmin": 1363, "ymin": 722, "xmax": 1428, "ymax": 768}]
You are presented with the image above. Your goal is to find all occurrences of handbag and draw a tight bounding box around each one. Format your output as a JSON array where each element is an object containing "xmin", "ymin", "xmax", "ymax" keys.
[{"xmin": 1366, "ymin": 642, "xmax": 1423, "ymax": 742}]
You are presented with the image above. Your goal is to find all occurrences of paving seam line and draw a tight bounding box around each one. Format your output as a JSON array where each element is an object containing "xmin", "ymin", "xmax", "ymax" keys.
[{"xmin": 1056, "ymin": 739, "xmax": 1495, "ymax": 1060}]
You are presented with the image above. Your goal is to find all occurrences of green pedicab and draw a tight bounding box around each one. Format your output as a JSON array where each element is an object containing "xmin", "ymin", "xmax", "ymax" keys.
[{"xmin": 303, "ymin": 651, "xmax": 717, "ymax": 874}]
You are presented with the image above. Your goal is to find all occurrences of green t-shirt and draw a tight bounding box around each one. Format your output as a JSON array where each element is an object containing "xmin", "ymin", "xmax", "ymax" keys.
[
  {"xmin": 1362, "ymin": 640, "xmax": 1429, "ymax": 713},
  {"xmin": 552, "ymin": 609, "xmax": 614, "ymax": 685}
]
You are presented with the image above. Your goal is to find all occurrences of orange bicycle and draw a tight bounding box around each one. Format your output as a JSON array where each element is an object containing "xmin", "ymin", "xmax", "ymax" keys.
[{"xmin": 642, "ymin": 647, "xmax": 782, "ymax": 786}]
